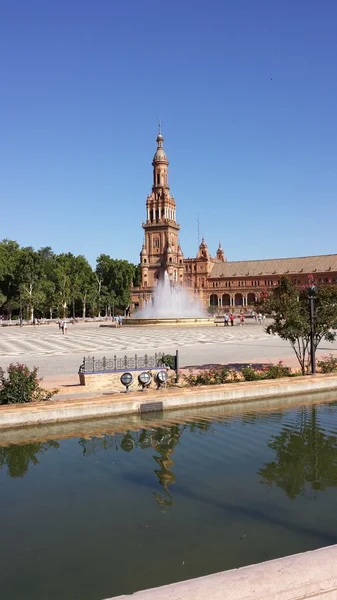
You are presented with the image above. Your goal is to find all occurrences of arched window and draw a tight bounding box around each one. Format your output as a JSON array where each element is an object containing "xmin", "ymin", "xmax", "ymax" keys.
[{"xmin": 210, "ymin": 294, "xmax": 218, "ymax": 307}]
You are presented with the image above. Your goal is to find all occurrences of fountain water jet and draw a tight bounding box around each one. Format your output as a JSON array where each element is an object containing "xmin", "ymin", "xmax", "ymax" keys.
[{"xmin": 126, "ymin": 272, "xmax": 214, "ymax": 326}]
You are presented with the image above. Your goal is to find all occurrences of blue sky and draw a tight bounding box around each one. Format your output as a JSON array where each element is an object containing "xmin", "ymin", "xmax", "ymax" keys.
[{"xmin": 1, "ymin": 0, "xmax": 337, "ymax": 266}]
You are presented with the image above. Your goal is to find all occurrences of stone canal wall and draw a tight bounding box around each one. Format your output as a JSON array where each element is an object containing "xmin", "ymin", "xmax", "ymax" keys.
[
  {"xmin": 0, "ymin": 373, "xmax": 337, "ymax": 429},
  {"xmin": 110, "ymin": 544, "xmax": 337, "ymax": 600},
  {"xmin": 80, "ymin": 368, "xmax": 167, "ymax": 393}
]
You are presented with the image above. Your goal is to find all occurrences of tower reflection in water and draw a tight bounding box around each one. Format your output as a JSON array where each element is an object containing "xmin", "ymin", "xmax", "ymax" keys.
[{"xmin": 79, "ymin": 423, "xmax": 194, "ymax": 507}]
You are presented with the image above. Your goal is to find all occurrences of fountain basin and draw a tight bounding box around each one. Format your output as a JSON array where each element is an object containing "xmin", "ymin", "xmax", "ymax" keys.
[{"xmin": 123, "ymin": 317, "xmax": 214, "ymax": 326}]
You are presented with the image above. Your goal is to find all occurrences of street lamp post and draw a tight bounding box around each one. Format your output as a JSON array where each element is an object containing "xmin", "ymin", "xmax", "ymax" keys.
[{"xmin": 308, "ymin": 286, "xmax": 316, "ymax": 375}]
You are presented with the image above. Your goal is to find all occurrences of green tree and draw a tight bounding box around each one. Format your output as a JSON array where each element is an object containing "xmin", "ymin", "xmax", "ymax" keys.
[
  {"xmin": 17, "ymin": 247, "xmax": 45, "ymax": 321},
  {"xmin": 133, "ymin": 263, "xmax": 141, "ymax": 287},
  {"xmin": 96, "ymin": 254, "xmax": 136, "ymax": 314},
  {"xmin": 37, "ymin": 247, "xmax": 58, "ymax": 318},
  {"xmin": 258, "ymin": 277, "xmax": 337, "ymax": 374},
  {"xmin": 0, "ymin": 239, "xmax": 21, "ymax": 318},
  {"xmin": 73, "ymin": 255, "xmax": 95, "ymax": 318}
]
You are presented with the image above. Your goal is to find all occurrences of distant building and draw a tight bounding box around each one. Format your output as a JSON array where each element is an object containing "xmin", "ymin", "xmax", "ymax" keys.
[{"xmin": 132, "ymin": 130, "xmax": 337, "ymax": 312}]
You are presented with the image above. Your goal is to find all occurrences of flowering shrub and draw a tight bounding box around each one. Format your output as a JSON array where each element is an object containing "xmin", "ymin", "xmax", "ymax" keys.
[
  {"xmin": 239, "ymin": 362, "xmax": 294, "ymax": 382},
  {"xmin": 317, "ymin": 354, "xmax": 337, "ymax": 374},
  {"xmin": 0, "ymin": 363, "xmax": 58, "ymax": 405},
  {"xmin": 183, "ymin": 361, "xmax": 295, "ymax": 387},
  {"xmin": 240, "ymin": 366, "xmax": 264, "ymax": 381},
  {"xmin": 262, "ymin": 361, "xmax": 293, "ymax": 379},
  {"xmin": 183, "ymin": 366, "xmax": 242, "ymax": 386}
]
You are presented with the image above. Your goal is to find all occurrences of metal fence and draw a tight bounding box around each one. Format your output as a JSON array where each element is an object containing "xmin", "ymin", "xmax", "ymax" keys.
[{"xmin": 79, "ymin": 353, "xmax": 165, "ymax": 374}]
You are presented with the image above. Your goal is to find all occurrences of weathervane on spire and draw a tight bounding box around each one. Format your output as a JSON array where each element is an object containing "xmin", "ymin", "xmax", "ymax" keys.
[{"xmin": 158, "ymin": 119, "xmax": 162, "ymax": 134}]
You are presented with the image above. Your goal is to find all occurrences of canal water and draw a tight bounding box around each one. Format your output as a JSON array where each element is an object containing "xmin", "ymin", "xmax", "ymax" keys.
[{"xmin": 1, "ymin": 397, "xmax": 337, "ymax": 600}]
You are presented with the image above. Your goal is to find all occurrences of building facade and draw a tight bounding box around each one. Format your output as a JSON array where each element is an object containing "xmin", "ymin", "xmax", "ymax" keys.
[{"xmin": 131, "ymin": 131, "xmax": 337, "ymax": 312}]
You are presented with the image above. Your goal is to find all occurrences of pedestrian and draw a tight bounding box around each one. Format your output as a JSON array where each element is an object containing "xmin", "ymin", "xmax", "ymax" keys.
[
  {"xmin": 224, "ymin": 313, "xmax": 229, "ymax": 327},
  {"xmin": 240, "ymin": 313, "xmax": 245, "ymax": 326},
  {"xmin": 257, "ymin": 312, "xmax": 262, "ymax": 324},
  {"xmin": 118, "ymin": 315, "xmax": 123, "ymax": 327},
  {"xmin": 230, "ymin": 313, "xmax": 235, "ymax": 326},
  {"xmin": 62, "ymin": 320, "xmax": 68, "ymax": 334},
  {"xmin": 59, "ymin": 319, "xmax": 63, "ymax": 331}
]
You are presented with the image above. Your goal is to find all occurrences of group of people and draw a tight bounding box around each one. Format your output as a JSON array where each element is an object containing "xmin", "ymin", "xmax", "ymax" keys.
[
  {"xmin": 114, "ymin": 315, "xmax": 123, "ymax": 327},
  {"xmin": 58, "ymin": 319, "xmax": 68, "ymax": 334},
  {"xmin": 223, "ymin": 312, "xmax": 265, "ymax": 326},
  {"xmin": 223, "ymin": 313, "xmax": 242, "ymax": 326},
  {"xmin": 253, "ymin": 312, "xmax": 265, "ymax": 324}
]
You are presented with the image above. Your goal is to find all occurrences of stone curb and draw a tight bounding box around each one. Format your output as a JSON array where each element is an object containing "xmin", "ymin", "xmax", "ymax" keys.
[
  {"xmin": 0, "ymin": 374, "xmax": 337, "ymax": 430},
  {"xmin": 109, "ymin": 544, "xmax": 337, "ymax": 600}
]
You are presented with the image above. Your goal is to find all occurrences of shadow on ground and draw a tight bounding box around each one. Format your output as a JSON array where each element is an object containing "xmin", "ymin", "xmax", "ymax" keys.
[{"xmin": 181, "ymin": 362, "xmax": 271, "ymax": 372}]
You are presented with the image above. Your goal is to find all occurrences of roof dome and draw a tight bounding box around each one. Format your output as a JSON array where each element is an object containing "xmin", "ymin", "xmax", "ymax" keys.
[
  {"xmin": 153, "ymin": 147, "xmax": 168, "ymax": 162},
  {"xmin": 153, "ymin": 130, "xmax": 168, "ymax": 164}
]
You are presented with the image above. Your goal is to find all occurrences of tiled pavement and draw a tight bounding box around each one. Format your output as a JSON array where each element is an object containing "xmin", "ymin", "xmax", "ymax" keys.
[{"xmin": 0, "ymin": 322, "xmax": 271, "ymax": 357}]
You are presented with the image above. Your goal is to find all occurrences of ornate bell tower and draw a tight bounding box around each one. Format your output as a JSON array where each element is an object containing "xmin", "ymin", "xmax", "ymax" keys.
[{"xmin": 140, "ymin": 127, "xmax": 184, "ymax": 289}]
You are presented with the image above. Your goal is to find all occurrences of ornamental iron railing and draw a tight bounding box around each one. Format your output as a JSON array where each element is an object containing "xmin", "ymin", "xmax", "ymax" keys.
[{"xmin": 79, "ymin": 353, "xmax": 165, "ymax": 374}]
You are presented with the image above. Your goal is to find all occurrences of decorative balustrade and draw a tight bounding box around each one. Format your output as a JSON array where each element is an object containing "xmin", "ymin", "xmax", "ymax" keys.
[{"xmin": 79, "ymin": 353, "xmax": 165, "ymax": 374}]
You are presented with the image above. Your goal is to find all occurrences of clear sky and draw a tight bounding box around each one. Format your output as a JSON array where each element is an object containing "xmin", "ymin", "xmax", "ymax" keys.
[{"xmin": 1, "ymin": 0, "xmax": 337, "ymax": 266}]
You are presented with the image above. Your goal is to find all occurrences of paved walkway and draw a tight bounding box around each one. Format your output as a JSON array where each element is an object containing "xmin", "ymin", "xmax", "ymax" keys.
[
  {"xmin": 0, "ymin": 321, "xmax": 336, "ymax": 378},
  {"xmin": 0, "ymin": 321, "xmax": 270, "ymax": 356}
]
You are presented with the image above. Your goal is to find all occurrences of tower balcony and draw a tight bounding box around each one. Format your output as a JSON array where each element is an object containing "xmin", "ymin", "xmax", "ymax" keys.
[{"xmin": 142, "ymin": 219, "xmax": 180, "ymax": 229}]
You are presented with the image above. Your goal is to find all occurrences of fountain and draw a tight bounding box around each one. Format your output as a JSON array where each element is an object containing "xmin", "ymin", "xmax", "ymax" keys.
[{"xmin": 126, "ymin": 272, "xmax": 214, "ymax": 326}]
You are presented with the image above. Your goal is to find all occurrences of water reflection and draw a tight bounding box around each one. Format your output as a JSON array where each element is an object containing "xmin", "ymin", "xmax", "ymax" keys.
[
  {"xmin": 0, "ymin": 441, "xmax": 60, "ymax": 478},
  {"xmin": 258, "ymin": 405, "xmax": 337, "ymax": 498},
  {"xmin": 79, "ymin": 421, "xmax": 213, "ymax": 507},
  {"xmin": 151, "ymin": 426, "xmax": 180, "ymax": 507},
  {"xmin": 3, "ymin": 405, "xmax": 337, "ymax": 506}
]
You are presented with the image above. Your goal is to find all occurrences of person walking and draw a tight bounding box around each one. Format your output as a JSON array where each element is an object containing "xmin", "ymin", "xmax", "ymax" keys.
[
  {"xmin": 224, "ymin": 313, "xmax": 229, "ymax": 327},
  {"xmin": 240, "ymin": 312, "xmax": 245, "ymax": 326},
  {"xmin": 257, "ymin": 312, "xmax": 262, "ymax": 324},
  {"xmin": 62, "ymin": 320, "xmax": 68, "ymax": 334},
  {"xmin": 230, "ymin": 313, "xmax": 235, "ymax": 326}
]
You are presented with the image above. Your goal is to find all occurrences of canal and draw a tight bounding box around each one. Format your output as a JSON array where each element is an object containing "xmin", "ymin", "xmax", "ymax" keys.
[{"xmin": 1, "ymin": 395, "xmax": 337, "ymax": 600}]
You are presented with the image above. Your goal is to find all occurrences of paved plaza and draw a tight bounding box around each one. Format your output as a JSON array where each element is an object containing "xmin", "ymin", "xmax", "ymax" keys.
[{"xmin": 1, "ymin": 321, "xmax": 336, "ymax": 379}]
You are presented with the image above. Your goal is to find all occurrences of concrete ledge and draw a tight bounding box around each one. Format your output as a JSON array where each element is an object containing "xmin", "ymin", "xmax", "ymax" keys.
[
  {"xmin": 109, "ymin": 544, "xmax": 337, "ymax": 600},
  {"xmin": 0, "ymin": 374, "xmax": 337, "ymax": 430}
]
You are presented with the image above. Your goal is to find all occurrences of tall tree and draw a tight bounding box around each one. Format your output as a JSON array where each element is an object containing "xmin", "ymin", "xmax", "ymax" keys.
[
  {"xmin": 0, "ymin": 239, "xmax": 21, "ymax": 317},
  {"xmin": 258, "ymin": 276, "xmax": 337, "ymax": 374},
  {"xmin": 55, "ymin": 253, "xmax": 73, "ymax": 318},
  {"xmin": 17, "ymin": 247, "xmax": 45, "ymax": 321},
  {"xmin": 73, "ymin": 255, "xmax": 95, "ymax": 318}
]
